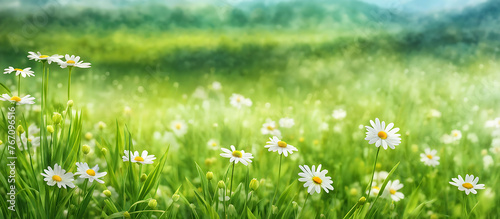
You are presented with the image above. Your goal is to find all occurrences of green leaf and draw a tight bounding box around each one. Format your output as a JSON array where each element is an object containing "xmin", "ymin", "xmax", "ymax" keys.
[
  {"xmin": 76, "ymin": 183, "xmax": 97, "ymax": 218},
  {"xmin": 195, "ymin": 162, "xmax": 211, "ymax": 205},
  {"xmin": 137, "ymin": 146, "xmax": 170, "ymax": 200},
  {"xmin": 0, "ymin": 82, "xmax": 11, "ymax": 95},
  {"xmin": 247, "ymin": 208, "xmax": 257, "ymax": 219}
]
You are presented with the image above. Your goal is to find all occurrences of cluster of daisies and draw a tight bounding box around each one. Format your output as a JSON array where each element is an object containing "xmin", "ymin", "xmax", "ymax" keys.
[
  {"xmin": 364, "ymin": 118, "xmax": 485, "ymax": 199},
  {"xmin": 40, "ymin": 150, "xmax": 156, "ymax": 189},
  {"xmin": 229, "ymin": 93, "xmax": 252, "ymax": 109},
  {"xmin": 27, "ymin": 52, "xmax": 91, "ymax": 68},
  {"xmin": 41, "ymin": 163, "xmax": 107, "ymax": 188},
  {"xmin": 219, "ymin": 136, "xmax": 333, "ymax": 195},
  {"xmin": 1, "ymin": 51, "xmax": 91, "ymax": 105},
  {"xmin": 213, "ymin": 116, "xmax": 487, "ymax": 199},
  {"xmin": 260, "ymin": 118, "xmax": 295, "ymax": 138}
]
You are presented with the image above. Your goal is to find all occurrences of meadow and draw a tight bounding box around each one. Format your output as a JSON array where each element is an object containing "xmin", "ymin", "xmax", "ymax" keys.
[{"xmin": 1, "ymin": 1, "xmax": 500, "ymax": 218}]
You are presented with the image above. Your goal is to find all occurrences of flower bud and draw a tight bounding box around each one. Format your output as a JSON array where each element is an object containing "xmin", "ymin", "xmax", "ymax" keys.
[
  {"xmin": 358, "ymin": 197, "xmax": 366, "ymax": 205},
  {"xmin": 103, "ymin": 190, "xmax": 112, "ymax": 197},
  {"xmin": 148, "ymin": 199, "xmax": 157, "ymax": 209},
  {"xmin": 47, "ymin": 125, "xmax": 54, "ymax": 133},
  {"xmin": 17, "ymin": 125, "xmax": 24, "ymax": 135},
  {"xmin": 141, "ymin": 173, "xmax": 148, "ymax": 182},
  {"xmin": 249, "ymin": 178, "xmax": 259, "ymax": 191},
  {"xmin": 82, "ymin": 145, "xmax": 90, "ymax": 155},
  {"xmin": 123, "ymin": 211, "xmax": 130, "ymax": 218},
  {"xmin": 217, "ymin": 180, "xmax": 225, "ymax": 189},
  {"xmin": 204, "ymin": 158, "xmax": 213, "ymax": 166},
  {"xmin": 206, "ymin": 171, "xmax": 213, "ymax": 180},
  {"xmin": 101, "ymin": 148, "xmax": 108, "ymax": 155},
  {"xmin": 172, "ymin": 194, "xmax": 180, "ymax": 202},
  {"xmin": 52, "ymin": 112, "xmax": 62, "ymax": 124},
  {"xmin": 67, "ymin": 100, "xmax": 74, "ymax": 107},
  {"xmin": 0, "ymin": 140, "xmax": 3, "ymax": 145},
  {"xmin": 349, "ymin": 188, "xmax": 358, "ymax": 196},
  {"xmin": 292, "ymin": 201, "xmax": 298, "ymax": 210},
  {"xmin": 85, "ymin": 132, "xmax": 93, "ymax": 140},
  {"xmin": 98, "ymin": 121, "xmax": 106, "ymax": 130}
]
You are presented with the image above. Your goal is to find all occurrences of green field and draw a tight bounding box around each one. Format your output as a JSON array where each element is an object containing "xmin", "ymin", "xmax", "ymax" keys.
[{"xmin": 1, "ymin": 1, "xmax": 500, "ymax": 218}]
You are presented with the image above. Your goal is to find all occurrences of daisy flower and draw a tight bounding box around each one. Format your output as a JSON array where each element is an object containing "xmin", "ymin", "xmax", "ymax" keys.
[
  {"xmin": 450, "ymin": 130, "xmax": 462, "ymax": 141},
  {"xmin": 332, "ymin": 109, "xmax": 346, "ymax": 120},
  {"xmin": 229, "ymin": 93, "xmax": 252, "ymax": 108},
  {"xmin": 220, "ymin": 145, "xmax": 253, "ymax": 166},
  {"xmin": 58, "ymin": 54, "xmax": 91, "ymax": 68},
  {"xmin": 373, "ymin": 171, "xmax": 389, "ymax": 183},
  {"xmin": 449, "ymin": 174, "xmax": 485, "ymax": 195},
  {"xmin": 207, "ymin": 139, "xmax": 220, "ymax": 150},
  {"xmin": 75, "ymin": 162, "xmax": 107, "ymax": 183},
  {"xmin": 171, "ymin": 120, "xmax": 188, "ymax": 136},
  {"xmin": 265, "ymin": 136, "xmax": 298, "ymax": 157},
  {"xmin": 40, "ymin": 164, "xmax": 75, "ymax": 188},
  {"xmin": 279, "ymin": 117, "xmax": 295, "ymax": 128},
  {"xmin": 0, "ymin": 94, "xmax": 35, "ymax": 105},
  {"xmin": 298, "ymin": 164, "xmax": 334, "ymax": 195},
  {"xmin": 420, "ymin": 148, "xmax": 440, "ymax": 167},
  {"xmin": 383, "ymin": 180, "xmax": 404, "ymax": 202},
  {"xmin": 122, "ymin": 150, "xmax": 156, "ymax": 164},
  {"xmin": 27, "ymin": 51, "xmax": 63, "ymax": 64},
  {"xmin": 17, "ymin": 133, "xmax": 41, "ymax": 150},
  {"xmin": 365, "ymin": 118, "xmax": 401, "ymax": 150},
  {"xmin": 3, "ymin": 67, "xmax": 35, "ymax": 78},
  {"xmin": 261, "ymin": 120, "xmax": 281, "ymax": 137},
  {"xmin": 368, "ymin": 183, "xmax": 381, "ymax": 196},
  {"xmin": 212, "ymin": 81, "xmax": 222, "ymax": 90},
  {"xmin": 218, "ymin": 189, "xmax": 230, "ymax": 202},
  {"xmin": 428, "ymin": 109, "xmax": 442, "ymax": 118}
]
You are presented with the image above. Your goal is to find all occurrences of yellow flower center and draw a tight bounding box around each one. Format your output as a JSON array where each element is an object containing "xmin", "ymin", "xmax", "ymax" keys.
[
  {"xmin": 14, "ymin": 68, "xmax": 23, "ymax": 71},
  {"xmin": 378, "ymin": 131, "xmax": 388, "ymax": 139},
  {"xmin": 299, "ymin": 137, "xmax": 304, "ymax": 142},
  {"xmin": 453, "ymin": 132, "xmax": 459, "ymax": 137},
  {"xmin": 86, "ymin": 169, "xmax": 96, "ymax": 176},
  {"xmin": 52, "ymin": 175, "xmax": 62, "ymax": 182},
  {"xmin": 267, "ymin": 126, "xmax": 274, "ymax": 130},
  {"xmin": 232, "ymin": 150, "xmax": 242, "ymax": 158},
  {"xmin": 175, "ymin": 123, "xmax": 182, "ymax": 130},
  {"xmin": 427, "ymin": 154, "xmax": 433, "ymax": 159},
  {"xmin": 277, "ymin": 141, "xmax": 287, "ymax": 148},
  {"xmin": 312, "ymin": 176, "xmax": 322, "ymax": 184},
  {"xmin": 28, "ymin": 138, "xmax": 32, "ymax": 142},
  {"xmin": 10, "ymin": 96, "xmax": 22, "ymax": 102},
  {"xmin": 39, "ymin": 55, "xmax": 49, "ymax": 58},
  {"xmin": 66, "ymin": 60, "xmax": 76, "ymax": 64},
  {"xmin": 373, "ymin": 186, "xmax": 380, "ymax": 190},
  {"xmin": 134, "ymin": 156, "xmax": 144, "ymax": 162},
  {"xmin": 236, "ymin": 97, "xmax": 241, "ymax": 102},
  {"xmin": 390, "ymin": 189, "xmax": 396, "ymax": 195},
  {"xmin": 462, "ymin": 183, "xmax": 473, "ymax": 189}
]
